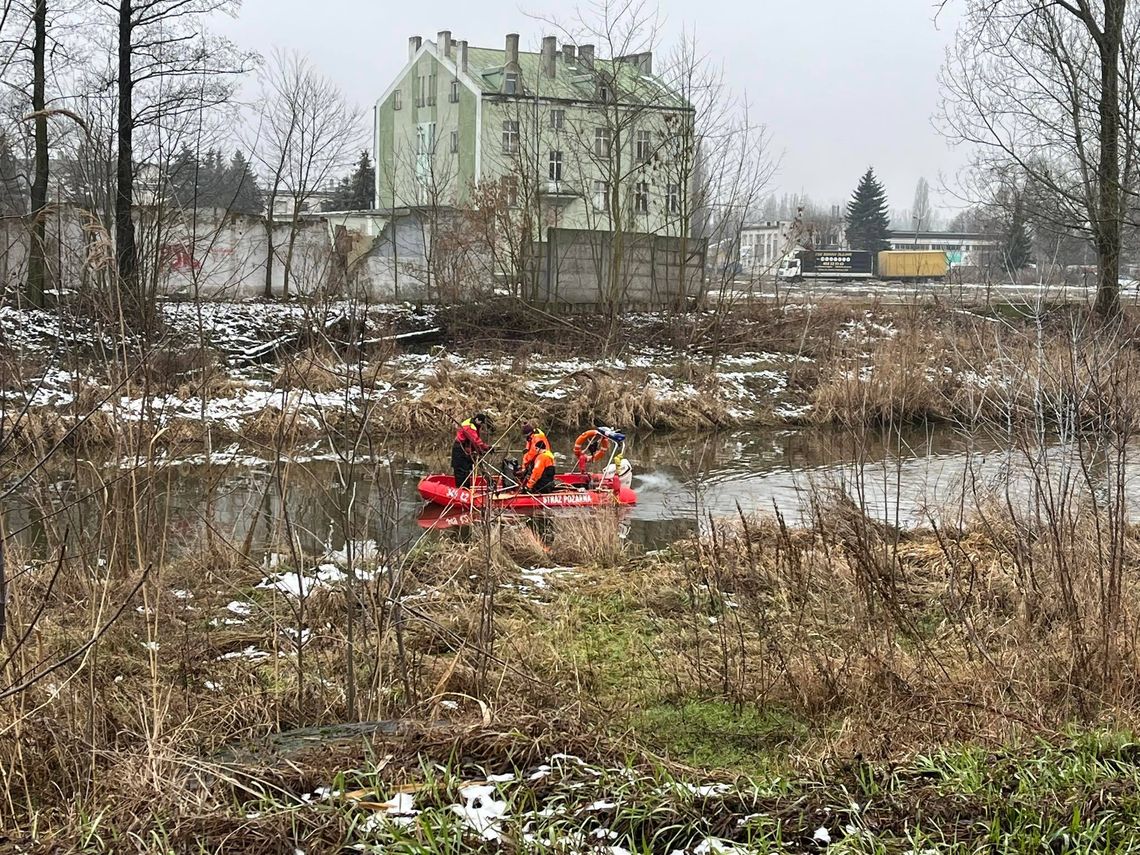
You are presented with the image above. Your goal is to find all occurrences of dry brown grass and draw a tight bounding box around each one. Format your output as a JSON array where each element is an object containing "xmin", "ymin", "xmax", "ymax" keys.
[
  {"xmin": 808, "ymin": 307, "xmax": 1140, "ymax": 430},
  {"xmin": 239, "ymin": 401, "xmax": 321, "ymax": 446},
  {"xmin": 273, "ymin": 346, "xmax": 353, "ymax": 394},
  {"xmin": 375, "ymin": 361, "xmax": 728, "ymax": 435},
  {"xmin": 810, "ymin": 325, "xmax": 961, "ymax": 426},
  {"xmin": 7, "ymin": 473, "xmax": 1140, "ymax": 845}
]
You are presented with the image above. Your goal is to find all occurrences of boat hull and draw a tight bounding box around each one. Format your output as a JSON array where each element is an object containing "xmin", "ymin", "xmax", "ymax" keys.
[{"xmin": 417, "ymin": 473, "xmax": 636, "ymax": 510}]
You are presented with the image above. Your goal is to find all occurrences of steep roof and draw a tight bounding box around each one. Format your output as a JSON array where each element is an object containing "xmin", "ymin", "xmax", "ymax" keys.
[{"xmin": 458, "ymin": 44, "xmax": 689, "ymax": 110}]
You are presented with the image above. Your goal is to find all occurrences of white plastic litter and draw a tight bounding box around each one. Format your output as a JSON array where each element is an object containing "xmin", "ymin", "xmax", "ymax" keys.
[{"xmin": 450, "ymin": 783, "xmax": 507, "ymax": 841}]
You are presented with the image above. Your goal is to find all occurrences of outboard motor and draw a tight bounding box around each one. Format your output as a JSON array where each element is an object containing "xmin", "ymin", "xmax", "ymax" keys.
[
  {"xmin": 500, "ymin": 457, "xmax": 521, "ymax": 490},
  {"xmin": 602, "ymin": 456, "xmax": 633, "ymax": 491}
]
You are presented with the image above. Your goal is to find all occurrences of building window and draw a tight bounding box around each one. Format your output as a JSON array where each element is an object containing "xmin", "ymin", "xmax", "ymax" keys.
[
  {"xmin": 427, "ymin": 72, "xmax": 437, "ymax": 105},
  {"xmin": 504, "ymin": 72, "xmax": 519, "ymax": 94},
  {"xmin": 634, "ymin": 181, "xmax": 649, "ymax": 214},
  {"xmin": 451, "ymin": 129, "xmax": 459, "ymax": 153},
  {"xmin": 393, "ymin": 89, "xmax": 402, "ymax": 110},
  {"xmin": 635, "ymin": 130, "xmax": 651, "ymax": 163},
  {"xmin": 548, "ymin": 150, "xmax": 563, "ymax": 181},
  {"xmin": 550, "ymin": 109, "xmax": 564, "ymax": 130},
  {"xmin": 450, "ymin": 79, "xmax": 460, "ymax": 102},
  {"xmin": 416, "ymin": 75, "xmax": 425, "ymax": 107},
  {"xmin": 502, "ymin": 176, "xmax": 519, "ymax": 207},
  {"xmin": 502, "ymin": 120, "xmax": 519, "ymax": 154},
  {"xmin": 594, "ymin": 126, "xmax": 611, "ymax": 158},
  {"xmin": 666, "ymin": 183, "xmax": 680, "ymax": 214},
  {"xmin": 415, "ymin": 123, "xmax": 436, "ymax": 155},
  {"xmin": 597, "ymin": 82, "xmax": 613, "ymax": 102},
  {"xmin": 593, "ymin": 180, "xmax": 608, "ymax": 212}
]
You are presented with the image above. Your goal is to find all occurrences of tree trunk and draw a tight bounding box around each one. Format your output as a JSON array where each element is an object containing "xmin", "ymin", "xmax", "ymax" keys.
[
  {"xmin": 263, "ymin": 202, "xmax": 275, "ymax": 298},
  {"xmin": 115, "ymin": 0, "xmax": 139, "ymax": 320},
  {"xmin": 1094, "ymin": 0, "xmax": 1125, "ymax": 319},
  {"xmin": 282, "ymin": 211, "xmax": 301, "ymax": 298},
  {"xmin": 27, "ymin": 0, "xmax": 47, "ymax": 308}
]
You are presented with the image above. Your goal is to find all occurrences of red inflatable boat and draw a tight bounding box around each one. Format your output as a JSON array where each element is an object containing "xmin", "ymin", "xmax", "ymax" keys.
[{"xmin": 417, "ymin": 472, "xmax": 637, "ymax": 511}]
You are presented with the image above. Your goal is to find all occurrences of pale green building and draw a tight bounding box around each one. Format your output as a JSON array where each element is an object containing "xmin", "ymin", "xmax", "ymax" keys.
[{"xmin": 373, "ymin": 31, "xmax": 695, "ymax": 239}]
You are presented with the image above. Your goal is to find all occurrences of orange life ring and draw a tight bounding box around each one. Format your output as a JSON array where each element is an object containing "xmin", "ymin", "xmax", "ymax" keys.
[{"xmin": 573, "ymin": 429, "xmax": 610, "ymax": 462}]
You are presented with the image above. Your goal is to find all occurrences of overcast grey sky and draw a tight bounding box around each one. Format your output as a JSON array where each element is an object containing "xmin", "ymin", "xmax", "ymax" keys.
[{"xmin": 213, "ymin": 0, "xmax": 966, "ymax": 213}]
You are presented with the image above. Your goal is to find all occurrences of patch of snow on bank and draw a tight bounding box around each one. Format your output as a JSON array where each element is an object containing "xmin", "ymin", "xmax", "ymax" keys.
[{"xmin": 256, "ymin": 553, "xmax": 380, "ymax": 598}]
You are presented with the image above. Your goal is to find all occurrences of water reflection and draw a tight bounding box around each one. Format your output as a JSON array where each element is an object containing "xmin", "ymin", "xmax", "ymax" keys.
[{"xmin": 2, "ymin": 425, "xmax": 1134, "ymax": 558}]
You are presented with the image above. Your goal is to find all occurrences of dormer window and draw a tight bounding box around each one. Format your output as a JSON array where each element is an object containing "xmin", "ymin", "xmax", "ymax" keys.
[
  {"xmin": 504, "ymin": 72, "xmax": 519, "ymax": 94},
  {"xmin": 598, "ymin": 82, "xmax": 613, "ymax": 102}
]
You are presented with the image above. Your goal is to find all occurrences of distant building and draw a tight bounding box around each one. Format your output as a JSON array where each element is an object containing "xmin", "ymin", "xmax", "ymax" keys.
[
  {"xmin": 373, "ymin": 30, "xmax": 694, "ymax": 237},
  {"xmin": 269, "ymin": 187, "xmax": 339, "ymax": 220},
  {"xmin": 887, "ymin": 230, "xmax": 1001, "ymax": 268},
  {"xmin": 739, "ymin": 221, "xmax": 796, "ymax": 274}
]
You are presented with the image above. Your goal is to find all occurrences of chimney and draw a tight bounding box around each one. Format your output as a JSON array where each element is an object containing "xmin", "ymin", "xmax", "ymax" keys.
[
  {"xmin": 562, "ymin": 43, "xmax": 576, "ymax": 64},
  {"xmin": 541, "ymin": 35, "xmax": 557, "ymax": 78},
  {"xmin": 578, "ymin": 44, "xmax": 594, "ymax": 67},
  {"xmin": 438, "ymin": 30, "xmax": 452, "ymax": 58},
  {"xmin": 458, "ymin": 40, "xmax": 468, "ymax": 73},
  {"xmin": 408, "ymin": 36, "xmax": 422, "ymax": 60},
  {"xmin": 505, "ymin": 32, "xmax": 520, "ymax": 68},
  {"xmin": 618, "ymin": 51, "xmax": 653, "ymax": 74}
]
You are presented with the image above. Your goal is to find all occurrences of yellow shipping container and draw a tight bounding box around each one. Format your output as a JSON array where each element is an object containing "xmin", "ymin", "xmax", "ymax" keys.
[{"xmin": 877, "ymin": 250, "xmax": 948, "ymax": 279}]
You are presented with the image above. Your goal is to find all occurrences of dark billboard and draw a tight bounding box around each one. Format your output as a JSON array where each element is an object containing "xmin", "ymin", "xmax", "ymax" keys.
[{"xmin": 800, "ymin": 250, "xmax": 874, "ymax": 275}]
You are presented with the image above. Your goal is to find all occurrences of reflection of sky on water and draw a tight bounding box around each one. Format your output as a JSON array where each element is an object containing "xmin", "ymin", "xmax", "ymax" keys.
[{"xmin": 4, "ymin": 426, "xmax": 1138, "ymax": 556}]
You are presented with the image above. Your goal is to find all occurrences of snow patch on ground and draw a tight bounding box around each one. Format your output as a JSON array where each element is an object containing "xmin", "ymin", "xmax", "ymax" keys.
[{"xmin": 2, "ymin": 299, "xmax": 819, "ymax": 431}]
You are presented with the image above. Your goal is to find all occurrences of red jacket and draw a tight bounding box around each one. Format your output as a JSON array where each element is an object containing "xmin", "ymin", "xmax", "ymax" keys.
[{"xmin": 455, "ymin": 419, "xmax": 490, "ymax": 455}]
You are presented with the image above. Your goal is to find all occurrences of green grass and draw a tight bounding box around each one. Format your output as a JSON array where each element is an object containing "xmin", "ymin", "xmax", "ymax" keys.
[
  {"xmin": 230, "ymin": 732, "xmax": 1140, "ymax": 854},
  {"xmin": 557, "ymin": 590, "xmax": 669, "ymax": 703},
  {"xmin": 29, "ymin": 730, "xmax": 1140, "ymax": 852},
  {"xmin": 632, "ymin": 700, "xmax": 808, "ymax": 775}
]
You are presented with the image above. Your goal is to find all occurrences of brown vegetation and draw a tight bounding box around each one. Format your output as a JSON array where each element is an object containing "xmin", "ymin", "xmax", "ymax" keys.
[{"xmin": 5, "ymin": 454, "xmax": 1140, "ymax": 849}]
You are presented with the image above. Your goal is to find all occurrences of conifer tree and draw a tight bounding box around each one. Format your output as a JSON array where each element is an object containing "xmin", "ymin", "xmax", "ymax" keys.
[
  {"xmin": 1002, "ymin": 198, "xmax": 1033, "ymax": 275},
  {"xmin": 224, "ymin": 151, "xmax": 264, "ymax": 214},
  {"xmin": 323, "ymin": 149, "xmax": 374, "ymax": 211},
  {"xmin": 845, "ymin": 167, "xmax": 891, "ymax": 252}
]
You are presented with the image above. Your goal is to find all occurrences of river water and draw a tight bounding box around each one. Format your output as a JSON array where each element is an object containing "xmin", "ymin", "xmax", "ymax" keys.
[{"xmin": 3, "ymin": 425, "xmax": 1134, "ymax": 557}]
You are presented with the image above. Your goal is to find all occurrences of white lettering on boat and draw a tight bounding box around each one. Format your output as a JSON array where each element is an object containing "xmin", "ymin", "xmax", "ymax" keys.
[
  {"xmin": 537, "ymin": 492, "xmax": 607, "ymax": 506},
  {"xmin": 434, "ymin": 483, "xmax": 616, "ymax": 508}
]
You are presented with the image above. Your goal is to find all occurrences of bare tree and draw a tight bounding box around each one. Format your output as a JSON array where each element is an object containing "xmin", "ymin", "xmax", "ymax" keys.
[
  {"xmin": 662, "ymin": 31, "xmax": 775, "ymax": 311},
  {"xmin": 26, "ymin": 0, "xmax": 45, "ymax": 306},
  {"xmin": 251, "ymin": 49, "xmax": 360, "ymax": 299},
  {"xmin": 0, "ymin": 0, "xmax": 54, "ymax": 306},
  {"xmin": 912, "ymin": 176, "xmax": 931, "ymax": 239},
  {"xmin": 940, "ymin": 0, "xmax": 1131, "ymax": 316},
  {"xmin": 92, "ymin": 0, "xmax": 252, "ymax": 326}
]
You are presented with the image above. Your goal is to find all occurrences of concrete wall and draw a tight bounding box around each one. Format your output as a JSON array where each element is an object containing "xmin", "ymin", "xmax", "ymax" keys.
[
  {"xmin": 1, "ymin": 208, "xmax": 701, "ymax": 307},
  {"xmin": 535, "ymin": 227, "xmax": 706, "ymax": 306},
  {"xmin": 0, "ymin": 207, "xmax": 434, "ymax": 303}
]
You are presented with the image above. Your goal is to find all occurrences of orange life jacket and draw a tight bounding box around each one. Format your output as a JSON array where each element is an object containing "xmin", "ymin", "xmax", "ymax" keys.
[
  {"xmin": 521, "ymin": 428, "xmax": 549, "ymax": 469},
  {"xmin": 526, "ymin": 446, "xmax": 556, "ymax": 489}
]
